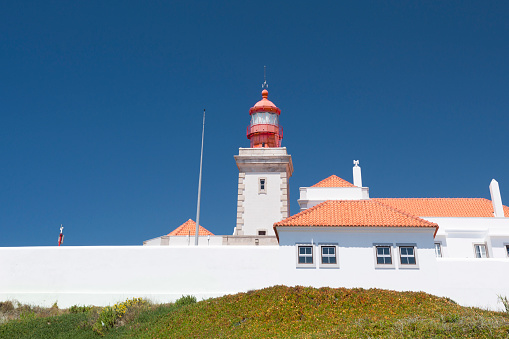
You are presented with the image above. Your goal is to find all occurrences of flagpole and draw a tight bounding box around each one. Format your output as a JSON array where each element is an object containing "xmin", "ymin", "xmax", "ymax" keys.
[
  {"xmin": 195, "ymin": 109, "xmax": 205, "ymax": 246},
  {"xmin": 58, "ymin": 224, "xmax": 64, "ymax": 246}
]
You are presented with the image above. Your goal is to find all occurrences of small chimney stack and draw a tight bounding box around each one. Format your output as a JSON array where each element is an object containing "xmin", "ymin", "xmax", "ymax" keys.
[
  {"xmin": 489, "ymin": 179, "xmax": 505, "ymax": 217},
  {"xmin": 353, "ymin": 160, "xmax": 362, "ymax": 187}
]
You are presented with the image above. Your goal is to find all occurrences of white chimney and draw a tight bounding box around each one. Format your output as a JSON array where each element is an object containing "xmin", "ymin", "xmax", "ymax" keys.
[
  {"xmin": 353, "ymin": 160, "xmax": 362, "ymax": 187},
  {"xmin": 489, "ymin": 179, "xmax": 505, "ymax": 217}
]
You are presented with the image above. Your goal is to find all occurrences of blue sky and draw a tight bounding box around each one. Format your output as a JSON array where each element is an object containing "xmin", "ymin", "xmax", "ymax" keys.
[{"xmin": 1, "ymin": 1, "xmax": 508, "ymax": 246}]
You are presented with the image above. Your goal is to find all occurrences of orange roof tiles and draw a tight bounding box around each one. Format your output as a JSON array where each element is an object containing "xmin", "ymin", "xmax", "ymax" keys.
[
  {"xmin": 167, "ymin": 219, "xmax": 214, "ymax": 236},
  {"xmin": 373, "ymin": 198, "xmax": 509, "ymax": 218},
  {"xmin": 274, "ymin": 200, "xmax": 438, "ymax": 231},
  {"xmin": 311, "ymin": 175, "xmax": 356, "ymax": 188}
]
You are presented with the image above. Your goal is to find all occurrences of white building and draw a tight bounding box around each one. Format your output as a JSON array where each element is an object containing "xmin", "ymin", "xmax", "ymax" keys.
[{"xmin": 1, "ymin": 87, "xmax": 508, "ymax": 310}]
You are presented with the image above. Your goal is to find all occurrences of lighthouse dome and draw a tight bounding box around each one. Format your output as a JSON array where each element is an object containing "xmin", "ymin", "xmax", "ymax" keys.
[{"xmin": 249, "ymin": 89, "xmax": 281, "ymax": 115}]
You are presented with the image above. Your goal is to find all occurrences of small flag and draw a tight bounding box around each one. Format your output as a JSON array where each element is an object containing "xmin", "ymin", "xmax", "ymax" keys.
[{"xmin": 58, "ymin": 225, "xmax": 64, "ymax": 246}]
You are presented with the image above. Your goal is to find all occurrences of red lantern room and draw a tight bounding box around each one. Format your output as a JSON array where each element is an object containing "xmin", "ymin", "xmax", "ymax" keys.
[{"xmin": 247, "ymin": 89, "xmax": 283, "ymax": 148}]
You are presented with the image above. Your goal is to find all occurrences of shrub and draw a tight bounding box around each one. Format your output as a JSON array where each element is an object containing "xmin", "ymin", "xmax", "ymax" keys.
[
  {"xmin": 92, "ymin": 306, "xmax": 116, "ymax": 335},
  {"xmin": 92, "ymin": 297, "xmax": 148, "ymax": 336},
  {"xmin": 19, "ymin": 309, "xmax": 36, "ymax": 321},
  {"xmin": 69, "ymin": 305, "xmax": 92, "ymax": 314},
  {"xmin": 0, "ymin": 301, "xmax": 14, "ymax": 313},
  {"xmin": 174, "ymin": 295, "xmax": 197, "ymax": 307}
]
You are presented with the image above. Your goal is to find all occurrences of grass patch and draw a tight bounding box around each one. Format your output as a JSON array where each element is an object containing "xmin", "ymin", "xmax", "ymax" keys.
[
  {"xmin": 1, "ymin": 287, "xmax": 508, "ymax": 338},
  {"xmin": 0, "ymin": 312, "xmax": 93, "ymax": 339}
]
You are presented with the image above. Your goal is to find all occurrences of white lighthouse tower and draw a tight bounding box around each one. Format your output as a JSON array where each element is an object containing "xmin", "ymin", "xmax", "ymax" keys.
[{"xmin": 233, "ymin": 87, "xmax": 293, "ymax": 239}]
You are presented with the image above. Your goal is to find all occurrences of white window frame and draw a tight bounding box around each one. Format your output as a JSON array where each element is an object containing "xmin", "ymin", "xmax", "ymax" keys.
[
  {"xmin": 318, "ymin": 244, "xmax": 339, "ymax": 269},
  {"xmin": 258, "ymin": 177, "xmax": 267, "ymax": 194},
  {"xmin": 296, "ymin": 244, "xmax": 315, "ymax": 268},
  {"xmin": 373, "ymin": 244, "xmax": 395, "ymax": 269},
  {"xmin": 474, "ymin": 243, "xmax": 488, "ymax": 258},
  {"xmin": 434, "ymin": 242, "xmax": 442, "ymax": 258},
  {"xmin": 397, "ymin": 244, "xmax": 419, "ymax": 268}
]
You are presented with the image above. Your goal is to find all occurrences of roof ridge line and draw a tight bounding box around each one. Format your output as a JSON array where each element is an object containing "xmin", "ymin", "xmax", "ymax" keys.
[
  {"xmin": 372, "ymin": 200, "xmax": 438, "ymax": 227},
  {"xmin": 311, "ymin": 175, "xmax": 355, "ymax": 188},
  {"xmin": 168, "ymin": 219, "xmax": 214, "ymax": 236}
]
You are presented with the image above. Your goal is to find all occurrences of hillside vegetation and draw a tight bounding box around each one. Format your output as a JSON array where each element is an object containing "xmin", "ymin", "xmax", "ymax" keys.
[{"xmin": 1, "ymin": 286, "xmax": 509, "ymax": 338}]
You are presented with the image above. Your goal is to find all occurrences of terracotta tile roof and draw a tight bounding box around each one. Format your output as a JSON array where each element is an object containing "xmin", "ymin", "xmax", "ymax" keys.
[
  {"xmin": 167, "ymin": 219, "xmax": 214, "ymax": 236},
  {"xmin": 311, "ymin": 175, "xmax": 355, "ymax": 188},
  {"xmin": 373, "ymin": 198, "xmax": 509, "ymax": 218},
  {"xmin": 274, "ymin": 200, "xmax": 438, "ymax": 232}
]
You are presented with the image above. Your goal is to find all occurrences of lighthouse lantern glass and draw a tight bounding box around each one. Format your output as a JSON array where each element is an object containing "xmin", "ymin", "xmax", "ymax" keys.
[{"xmin": 251, "ymin": 112, "xmax": 278, "ymax": 126}]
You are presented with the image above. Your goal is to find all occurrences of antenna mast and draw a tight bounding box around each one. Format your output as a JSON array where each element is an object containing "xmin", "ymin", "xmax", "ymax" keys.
[{"xmin": 262, "ymin": 65, "xmax": 268, "ymax": 89}]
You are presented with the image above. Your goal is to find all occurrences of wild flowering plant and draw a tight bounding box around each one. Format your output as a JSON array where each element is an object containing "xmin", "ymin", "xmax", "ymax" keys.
[{"xmin": 92, "ymin": 297, "xmax": 148, "ymax": 335}]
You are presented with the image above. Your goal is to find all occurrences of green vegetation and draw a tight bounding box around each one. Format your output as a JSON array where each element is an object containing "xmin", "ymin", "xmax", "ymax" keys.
[
  {"xmin": 1, "ymin": 287, "xmax": 508, "ymax": 338},
  {"xmin": 69, "ymin": 305, "xmax": 93, "ymax": 314},
  {"xmin": 499, "ymin": 295, "xmax": 509, "ymax": 314},
  {"xmin": 173, "ymin": 294, "xmax": 197, "ymax": 308},
  {"xmin": 92, "ymin": 298, "xmax": 148, "ymax": 335}
]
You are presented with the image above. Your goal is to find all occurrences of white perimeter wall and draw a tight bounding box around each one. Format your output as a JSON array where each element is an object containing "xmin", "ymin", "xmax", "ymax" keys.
[
  {"xmin": 1, "ymin": 244, "xmax": 509, "ymax": 310},
  {"xmin": 143, "ymin": 235, "xmax": 224, "ymax": 246}
]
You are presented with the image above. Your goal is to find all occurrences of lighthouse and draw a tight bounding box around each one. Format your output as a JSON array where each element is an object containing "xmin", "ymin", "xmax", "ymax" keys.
[
  {"xmin": 233, "ymin": 87, "xmax": 293, "ymax": 239},
  {"xmin": 247, "ymin": 89, "xmax": 282, "ymax": 148}
]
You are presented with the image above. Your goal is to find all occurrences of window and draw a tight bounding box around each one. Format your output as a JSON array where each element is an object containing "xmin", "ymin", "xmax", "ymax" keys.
[
  {"xmin": 374, "ymin": 244, "xmax": 395, "ymax": 268},
  {"xmin": 376, "ymin": 246, "xmax": 392, "ymax": 265},
  {"xmin": 321, "ymin": 246, "xmax": 336, "ymax": 264},
  {"xmin": 434, "ymin": 243, "xmax": 442, "ymax": 258},
  {"xmin": 257, "ymin": 230, "xmax": 266, "ymax": 236},
  {"xmin": 506, "ymin": 245, "xmax": 509, "ymax": 258},
  {"xmin": 474, "ymin": 244, "xmax": 488, "ymax": 258},
  {"xmin": 318, "ymin": 245, "xmax": 339, "ymax": 268},
  {"xmin": 298, "ymin": 246, "xmax": 313, "ymax": 265},
  {"xmin": 259, "ymin": 178, "xmax": 267, "ymax": 194},
  {"xmin": 399, "ymin": 246, "xmax": 416, "ymax": 265}
]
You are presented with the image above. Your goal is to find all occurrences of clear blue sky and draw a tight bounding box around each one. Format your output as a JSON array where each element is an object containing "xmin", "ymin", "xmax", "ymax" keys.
[{"xmin": 1, "ymin": 1, "xmax": 508, "ymax": 246}]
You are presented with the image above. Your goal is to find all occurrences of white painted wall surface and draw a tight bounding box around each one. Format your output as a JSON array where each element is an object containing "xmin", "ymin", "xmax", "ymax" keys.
[
  {"xmin": 299, "ymin": 187, "xmax": 370, "ymax": 201},
  {"xmin": 237, "ymin": 147, "xmax": 289, "ymax": 158},
  {"xmin": 353, "ymin": 163, "xmax": 362, "ymax": 187},
  {"xmin": 234, "ymin": 147, "xmax": 292, "ymax": 236},
  {"xmin": 424, "ymin": 217, "xmax": 509, "ymax": 258},
  {"xmin": 489, "ymin": 179, "xmax": 505, "ymax": 217},
  {"xmin": 277, "ymin": 227, "xmax": 435, "ymax": 249},
  {"xmin": 490, "ymin": 237, "xmax": 509, "ymax": 258},
  {"xmin": 242, "ymin": 172, "xmax": 283, "ymax": 236},
  {"xmin": 432, "ymin": 258, "xmax": 509, "ymax": 309},
  {"xmin": 298, "ymin": 187, "xmax": 369, "ymax": 210},
  {"xmin": 143, "ymin": 235, "xmax": 223, "ymax": 246},
  {"xmin": 1, "ymin": 237, "xmax": 508, "ymax": 310},
  {"xmin": 0, "ymin": 246, "xmax": 281, "ymax": 308}
]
